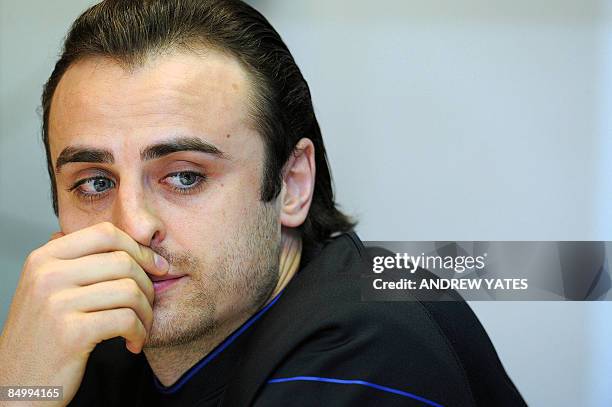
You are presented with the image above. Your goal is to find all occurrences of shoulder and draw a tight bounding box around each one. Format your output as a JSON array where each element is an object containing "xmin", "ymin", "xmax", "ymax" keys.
[
  {"xmin": 227, "ymin": 233, "xmax": 482, "ymax": 406},
  {"xmin": 260, "ymin": 297, "xmax": 478, "ymax": 406},
  {"xmin": 273, "ymin": 233, "xmax": 475, "ymax": 349}
]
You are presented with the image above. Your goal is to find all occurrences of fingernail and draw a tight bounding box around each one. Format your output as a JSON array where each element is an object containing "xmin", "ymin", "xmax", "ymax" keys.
[{"xmin": 154, "ymin": 253, "xmax": 169, "ymax": 271}]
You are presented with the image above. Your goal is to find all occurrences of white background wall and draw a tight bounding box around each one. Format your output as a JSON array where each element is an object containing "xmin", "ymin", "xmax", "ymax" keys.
[{"xmin": 1, "ymin": 1, "xmax": 611, "ymax": 405}]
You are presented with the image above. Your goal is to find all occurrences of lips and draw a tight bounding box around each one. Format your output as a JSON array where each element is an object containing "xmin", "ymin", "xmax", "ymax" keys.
[
  {"xmin": 150, "ymin": 274, "xmax": 185, "ymax": 282},
  {"xmin": 151, "ymin": 275, "xmax": 186, "ymax": 294}
]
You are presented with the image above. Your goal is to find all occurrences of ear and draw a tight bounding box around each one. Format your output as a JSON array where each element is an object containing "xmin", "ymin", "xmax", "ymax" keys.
[{"xmin": 280, "ymin": 138, "xmax": 316, "ymax": 228}]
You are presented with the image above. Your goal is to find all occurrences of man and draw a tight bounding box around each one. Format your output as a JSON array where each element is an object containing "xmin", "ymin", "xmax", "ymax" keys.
[{"xmin": 0, "ymin": 0, "xmax": 526, "ymax": 406}]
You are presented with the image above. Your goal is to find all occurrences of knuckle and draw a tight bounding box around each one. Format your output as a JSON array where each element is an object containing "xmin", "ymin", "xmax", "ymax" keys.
[
  {"xmin": 123, "ymin": 278, "xmax": 141, "ymax": 298},
  {"xmin": 45, "ymin": 292, "xmax": 64, "ymax": 314},
  {"xmin": 113, "ymin": 251, "xmax": 133, "ymax": 269},
  {"xmin": 118, "ymin": 308, "xmax": 139, "ymax": 330},
  {"xmin": 39, "ymin": 296, "xmax": 66, "ymax": 333},
  {"xmin": 98, "ymin": 221, "xmax": 117, "ymax": 239},
  {"xmin": 43, "ymin": 265, "xmax": 63, "ymax": 286},
  {"xmin": 30, "ymin": 266, "xmax": 58, "ymax": 297},
  {"xmin": 24, "ymin": 248, "xmax": 45, "ymax": 271}
]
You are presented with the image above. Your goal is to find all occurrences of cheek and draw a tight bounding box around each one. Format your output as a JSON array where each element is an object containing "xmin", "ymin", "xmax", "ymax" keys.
[
  {"xmin": 57, "ymin": 195, "xmax": 108, "ymax": 233},
  {"xmin": 57, "ymin": 177, "xmax": 117, "ymax": 223},
  {"xmin": 58, "ymin": 207, "xmax": 109, "ymax": 234},
  {"xmin": 162, "ymin": 175, "xmax": 262, "ymax": 252}
]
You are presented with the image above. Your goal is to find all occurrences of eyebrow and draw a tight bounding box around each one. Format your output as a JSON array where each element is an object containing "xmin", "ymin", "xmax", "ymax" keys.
[{"xmin": 55, "ymin": 136, "xmax": 229, "ymax": 173}]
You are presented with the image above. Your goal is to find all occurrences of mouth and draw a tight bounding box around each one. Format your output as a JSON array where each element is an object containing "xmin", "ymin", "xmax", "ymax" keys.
[{"xmin": 152, "ymin": 275, "xmax": 186, "ymax": 294}]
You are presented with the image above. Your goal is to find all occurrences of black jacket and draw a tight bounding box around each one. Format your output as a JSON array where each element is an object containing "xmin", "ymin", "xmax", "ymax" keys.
[{"xmin": 69, "ymin": 232, "xmax": 526, "ymax": 406}]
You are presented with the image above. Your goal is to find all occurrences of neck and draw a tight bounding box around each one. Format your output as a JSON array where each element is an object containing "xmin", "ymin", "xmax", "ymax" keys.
[
  {"xmin": 268, "ymin": 227, "xmax": 302, "ymax": 301},
  {"xmin": 145, "ymin": 228, "xmax": 303, "ymax": 387}
]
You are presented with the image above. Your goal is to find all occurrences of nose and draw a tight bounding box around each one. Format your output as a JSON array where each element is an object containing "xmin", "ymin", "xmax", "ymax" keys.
[{"xmin": 112, "ymin": 181, "xmax": 165, "ymax": 248}]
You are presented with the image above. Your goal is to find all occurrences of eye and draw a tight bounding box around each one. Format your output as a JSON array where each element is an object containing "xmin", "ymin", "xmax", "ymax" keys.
[
  {"xmin": 70, "ymin": 176, "xmax": 116, "ymax": 197},
  {"xmin": 164, "ymin": 171, "xmax": 207, "ymax": 193}
]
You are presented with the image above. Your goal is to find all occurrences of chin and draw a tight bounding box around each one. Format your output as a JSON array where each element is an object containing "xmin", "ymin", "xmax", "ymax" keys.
[{"xmin": 146, "ymin": 300, "xmax": 217, "ymax": 348}]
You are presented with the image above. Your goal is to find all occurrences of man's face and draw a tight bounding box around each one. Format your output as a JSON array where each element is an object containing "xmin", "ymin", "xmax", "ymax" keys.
[{"xmin": 48, "ymin": 49, "xmax": 281, "ymax": 347}]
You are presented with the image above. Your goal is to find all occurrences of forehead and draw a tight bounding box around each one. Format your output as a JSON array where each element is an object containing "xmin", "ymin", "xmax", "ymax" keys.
[{"xmin": 49, "ymin": 48, "xmax": 259, "ymax": 162}]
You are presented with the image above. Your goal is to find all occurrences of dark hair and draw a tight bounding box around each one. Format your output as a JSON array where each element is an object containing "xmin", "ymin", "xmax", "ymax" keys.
[{"xmin": 42, "ymin": 0, "xmax": 355, "ymax": 244}]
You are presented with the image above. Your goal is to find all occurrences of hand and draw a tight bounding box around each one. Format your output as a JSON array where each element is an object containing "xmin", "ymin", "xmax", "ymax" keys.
[{"xmin": 0, "ymin": 222, "xmax": 169, "ymax": 406}]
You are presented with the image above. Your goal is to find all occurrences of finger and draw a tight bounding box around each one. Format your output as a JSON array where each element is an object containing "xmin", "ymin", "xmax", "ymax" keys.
[
  {"xmin": 61, "ymin": 251, "xmax": 155, "ymax": 305},
  {"xmin": 45, "ymin": 222, "xmax": 168, "ymax": 276},
  {"xmin": 49, "ymin": 231, "xmax": 65, "ymax": 241},
  {"xmin": 82, "ymin": 308, "xmax": 147, "ymax": 354},
  {"xmin": 61, "ymin": 278, "xmax": 153, "ymax": 334}
]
